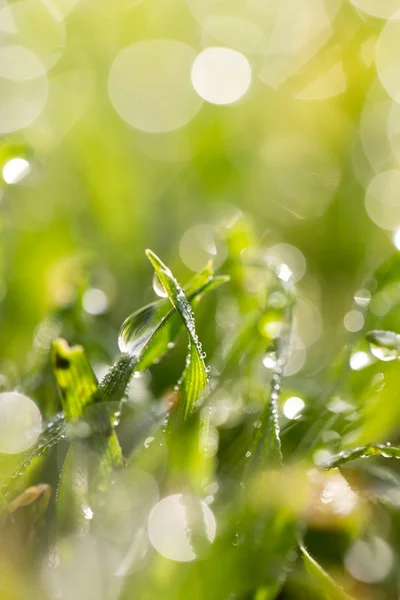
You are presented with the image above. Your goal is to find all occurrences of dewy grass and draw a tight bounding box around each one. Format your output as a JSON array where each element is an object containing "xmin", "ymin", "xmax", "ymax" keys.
[{"xmin": 2, "ymin": 244, "xmax": 400, "ymax": 599}]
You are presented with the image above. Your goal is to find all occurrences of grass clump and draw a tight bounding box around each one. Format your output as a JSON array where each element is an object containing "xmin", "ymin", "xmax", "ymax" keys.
[{"xmin": 1, "ymin": 229, "xmax": 400, "ymax": 600}]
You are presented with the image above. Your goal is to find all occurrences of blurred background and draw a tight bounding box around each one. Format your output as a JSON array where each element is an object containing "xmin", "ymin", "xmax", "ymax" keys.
[
  {"xmin": 2, "ymin": 0, "xmax": 400, "ymax": 370},
  {"xmin": 3, "ymin": 0, "xmax": 400, "ymax": 598}
]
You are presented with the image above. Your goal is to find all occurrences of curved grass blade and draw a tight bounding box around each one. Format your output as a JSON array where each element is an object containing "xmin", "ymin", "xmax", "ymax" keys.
[
  {"xmin": 146, "ymin": 249, "xmax": 209, "ymax": 419},
  {"xmin": 105, "ymin": 267, "xmax": 228, "ymax": 409},
  {"xmin": 0, "ymin": 412, "xmax": 66, "ymax": 495},
  {"xmin": 118, "ymin": 267, "xmax": 228, "ymax": 373},
  {"xmin": 324, "ymin": 443, "xmax": 400, "ymax": 469},
  {"xmin": 300, "ymin": 545, "xmax": 354, "ymax": 600},
  {"xmin": 51, "ymin": 338, "xmax": 122, "ymax": 467},
  {"xmin": 51, "ymin": 340, "xmax": 124, "ymax": 533},
  {"xmin": 51, "ymin": 338, "xmax": 98, "ymax": 422}
]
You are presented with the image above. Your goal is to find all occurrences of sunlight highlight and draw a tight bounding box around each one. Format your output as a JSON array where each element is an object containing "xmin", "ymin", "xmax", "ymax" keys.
[
  {"xmin": 191, "ymin": 47, "xmax": 251, "ymax": 105},
  {"xmin": 2, "ymin": 157, "xmax": 31, "ymax": 184}
]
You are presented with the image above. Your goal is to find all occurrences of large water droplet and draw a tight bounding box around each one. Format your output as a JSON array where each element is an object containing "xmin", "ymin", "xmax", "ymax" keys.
[
  {"xmin": 152, "ymin": 273, "xmax": 168, "ymax": 298},
  {"xmin": 118, "ymin": 302, "xmax": 169, "ymax": 356}
]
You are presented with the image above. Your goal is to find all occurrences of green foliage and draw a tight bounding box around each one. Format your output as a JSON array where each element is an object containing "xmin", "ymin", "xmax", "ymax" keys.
[
  {"xmin": 2, "ymin": 240, "xmax": 400, "ymax": 600},
  {"xmin": 145, "ymin": 249, "xmax": 209, "ymax": 420},
  {"xmin": 300, "ymin": 545, "xmax": 354, "ymax": 600}
]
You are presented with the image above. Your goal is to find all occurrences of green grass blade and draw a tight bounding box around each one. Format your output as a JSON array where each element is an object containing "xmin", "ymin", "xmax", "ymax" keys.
[
  {"xmin": 300, "ymin": 545, "xmax": 354, "ymax": 600},
  {"xmin": 51, "ymin": 338, "xmax": 122, "ymax": 466},
  {"xmin": 51, "ymin": 340, "xmax": 123, "ymax": 533},
  {"xmin": 0, "ymin": 412, "xmax": 66, "ymax": 494},
  {"xmin": 248, "ymin": 271, "xmax": 296, "ymax": 471},
  {"xmin": 118, "ymin": 269, "xmax": 229, "ymax": 374},
  {"xmin": 324, "ymin": 444, "xmax": 400, "ymax": 469},
  {"xmin": 146, "ymin": 249, "xmax": 209, "ymax": 419},
  {"xmin": 51, "ymin": 338, "xmax": 98, "ymax": 422},
  {"xmin": 109, "ymin": 267, "xmax": 227, "ymax": 410}
]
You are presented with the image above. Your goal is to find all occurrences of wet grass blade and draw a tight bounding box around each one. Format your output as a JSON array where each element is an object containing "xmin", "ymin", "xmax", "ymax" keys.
[
  {"xmin": 248, "ymin": 269, "xmax": 296, "ymax": 471},
  {"xmin": 51, "ymin": 339, "xmax": 124, "ymax": 533},
  {"xmin": 146, "ymin": 249, "xmax": 209, "ymax": 419},
  {"xmin": 324, "ymin": 443, "xmax": 400, "ymax": 469},
  {"xmin": 106, "ymin": 266, "xmax": 228, "ymax": 409},
  {"xmin": 118, "ymin": 266, "xmax": 228, "ymax": 374},
  {"xmin": 51, "ymin": 338, "xmax": 122, "ymax": 467},
  {"xmin": 300, "ymin": 545, "xmax": 354, "ymax": 600},
  {"xmin": 0, "ymin": 412, "xmax": 66, "ymax": 495},
  {"xmin": 51, "ymin": 338, "xmax": 98, "ymax": 422}
]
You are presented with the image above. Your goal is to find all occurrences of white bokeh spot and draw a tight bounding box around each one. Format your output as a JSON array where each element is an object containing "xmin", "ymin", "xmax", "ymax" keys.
[
  {"xmin": 0, "ymin": 392, "xmax": 42, "ymax": 454},
  {"xmin": 108, "ymin": 40, "xmax": 203, "ymax": 133},
  {"xmin": 148, "ymin": 494, "xmax": 216, "ymax": 562},
  {"xmin": 191, "ymin": 47, "xmax": 251, "ymax": 105}
]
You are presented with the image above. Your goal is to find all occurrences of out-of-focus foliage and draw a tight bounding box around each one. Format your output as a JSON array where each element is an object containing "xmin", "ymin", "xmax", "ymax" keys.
[{"xmin": 2, "ymin": 0, "xmax": 400, "ymax": 598}]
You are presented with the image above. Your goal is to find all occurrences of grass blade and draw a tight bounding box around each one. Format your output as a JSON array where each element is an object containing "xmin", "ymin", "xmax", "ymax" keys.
[
  {"xmin": 51, "ymin": 338, "xmax": 123, "ymax": 534},
  {"xmin": 300, "ymin": 545, "xmax": 354, "ymax": 600},
  {"xmin": 51, "ymin": 338, "xmax": 98, "ymax": 422},
  {"xmin": 107, "ymin": 265, "xmax": 228, "ymax": 409},
  {"xmin": 146, "ymin": 249, "xmax": 209, "ymax": 419},
  {"xmin": 0, "ymin": 412, "xmax": 66, "ymax": 495},
  {"xmin": 118, "ymin": 266, "xmax": 228, "ymax": 374},
  {"xmin": 324, "ymin": 443, "xmax": 400, "ymax": 469},
  {"xmin": 51, "ymin": 338, "xmax": 122, "ymax": 468},
  {"xmin": 248, "ymin": 266, "xmax": 296, "ymax": 470}
]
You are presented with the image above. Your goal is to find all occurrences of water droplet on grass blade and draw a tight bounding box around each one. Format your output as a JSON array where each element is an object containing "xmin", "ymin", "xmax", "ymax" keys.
[
  {"xmin": 118, "ymin": 303, "xmax": 161, "ymax": 356},
  {"xmin": 370, "ymin": 344, "xmax": 398, "ymax": 361},
  {"xmin": 367, "ymin": 330, "xmax": 400, "ymax": 361},
  {"xmin": 262, "ymin": 352, "xmax": 277, "ymax": 370},
  {"xmin": 144, "ymin": 436, "xmax": 154, "ymax": 448},
  {"xmin": 152, "ymin": 273, "xmax": 168, "ymax": 298},
  {"xmin": 83, "ymin": 506, "xmax": 94, "ymax": 520}
]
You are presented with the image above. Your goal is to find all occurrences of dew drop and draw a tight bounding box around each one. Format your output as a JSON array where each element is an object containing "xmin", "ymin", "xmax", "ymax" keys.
[
  {"xmin": 83, "ymin": 505, "xmax": 94, "ymax": 520},
  {"xmin": 370, "ymin": 344, "xmax": 398, "ymax": 362},
  {"xmin": 144, "ymin": 436, "xmax": 155, "ymax": 449},
  {"xmin": 368, "ymin": 330, "xmax": 400, "ymax": 362},
  {"xmin": 118, "ymin": 305, "xmax": 159, "ymax": 356},
  {"xmin": 232, "ymin": 531, "xmax": 243, "ymax": 547},
  {"xmin": 152, "ymin": 273, "xmax": 168, "ymax": 298},
  {"xmin": 262, "ymin": 352, "xmax": 277, "ymax": 370}
]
